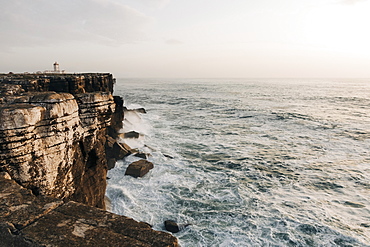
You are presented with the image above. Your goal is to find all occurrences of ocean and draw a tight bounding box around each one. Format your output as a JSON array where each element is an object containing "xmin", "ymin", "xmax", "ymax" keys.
[{"xmin": 106, "ymin": 78, "xmax": 370, "ymax": 246}]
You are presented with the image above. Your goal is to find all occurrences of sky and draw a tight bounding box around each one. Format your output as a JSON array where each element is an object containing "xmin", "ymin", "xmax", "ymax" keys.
[{"xmin": 1, "ymin": 0, "xmax": 370, "ymax": 78}]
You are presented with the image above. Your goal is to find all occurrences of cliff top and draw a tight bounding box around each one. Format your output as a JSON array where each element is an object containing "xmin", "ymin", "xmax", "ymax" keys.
[{"xmin": 0, "ymin": 73, "xmax": 115, "ymax": 95}]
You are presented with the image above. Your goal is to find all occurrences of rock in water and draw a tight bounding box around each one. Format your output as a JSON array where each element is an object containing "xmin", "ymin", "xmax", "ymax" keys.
[
  {"xmin": 134, "ymin": 108, "xmax": 147, "ymax": 114},
  {"xmin": 125, "ymin": 108, "xmax": 147, "ymax": 114},
  {"xmin": 134, "ymin": 152, "xmax": 148, "ymax": 159},
  {"xmin": 125, "ymin": 159, "xmax": 154, "ymax": 178},
  {"xmin": 124, "ymin": 131, "xmax": 140, "ymax": 139},
  {"xmin": 164, "ymin": 220, "xmax": 191, "ymax": 233}
]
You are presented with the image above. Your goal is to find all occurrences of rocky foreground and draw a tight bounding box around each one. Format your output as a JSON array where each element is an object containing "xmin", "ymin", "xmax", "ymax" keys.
[{"xmin": 0, "ymin": 73, "xmax": 178, "ymax": 246}]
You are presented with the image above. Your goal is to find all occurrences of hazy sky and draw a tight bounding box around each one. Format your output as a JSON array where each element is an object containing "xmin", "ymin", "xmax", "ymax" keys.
[{"xmin": 1, "ymin": 0, "xmax": 369, "ymax": 78}]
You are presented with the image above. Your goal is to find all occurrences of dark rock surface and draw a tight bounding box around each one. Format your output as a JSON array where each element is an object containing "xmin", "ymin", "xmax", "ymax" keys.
[
  {"xmin": 134, "ymin": 152, "xmax": 148, "ymax": 159},
  {"xmin": 0, "ymin": 174, "xmax": 179, "ymax": 247},
  {"xmin": 164, "ymin": 220, "xmax": 191, "ymax": 233},
  {"xmin": 125, "ymin": 160, "xmax": 154, "ymax": 178},
  {"xmin": 132, "ymin": 108, "xmax": 147, "ymax": 114},
  {"xmin": 124, "ymin": 130, "xmax": 141, "ymax": 139}
]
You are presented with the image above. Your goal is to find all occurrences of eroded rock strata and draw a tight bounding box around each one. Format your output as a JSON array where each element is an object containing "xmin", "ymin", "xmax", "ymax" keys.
[
  {"xmin": 0, "ymin": 73, "xmax": 179, "ymax": 246},
  {"xmin": 0, "ymin": 73, "xmax": 121, "ymax": 209}
]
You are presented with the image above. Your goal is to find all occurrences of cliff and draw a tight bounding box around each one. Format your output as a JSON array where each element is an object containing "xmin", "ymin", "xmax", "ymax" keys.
[
  {"xmin": 0, "ymin": 73, "xmax": 121, "ymax": 208},
  {"xmin": 0, "ymin": 73, "xmax": 178, "ymax": 246}
]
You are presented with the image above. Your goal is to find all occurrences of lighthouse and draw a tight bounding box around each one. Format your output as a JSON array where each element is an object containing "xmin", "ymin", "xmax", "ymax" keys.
[{"xmin": 53, "ymin": 62, "xmax": 60, "ymax": 72}]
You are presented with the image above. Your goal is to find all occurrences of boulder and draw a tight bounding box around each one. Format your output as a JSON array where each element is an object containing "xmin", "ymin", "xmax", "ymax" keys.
[
  {"xmin": 124, "ymin": 131, "xmax": 140, "ymax": 139},
  {"xmin": 164, "ymin": 220, "xmax": 191, "ymax": 233},
  {"xmin": 125, "ymin": 160, "xmax": 154, "ymax": 178}
]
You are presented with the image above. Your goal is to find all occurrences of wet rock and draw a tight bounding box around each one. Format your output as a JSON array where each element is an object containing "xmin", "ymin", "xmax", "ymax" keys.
[
  {"xmin": 164, "ymin": 220, "xmax": 191, "ymax": 233},
  {"xmin": 135, "ymin": 108, "xmax": 147, "ymax": 114},
  {"xmin": 360, "ymin": 223, "xmax": 370, "ymax": 228},
  {"xmin": 343, "ymin": 201, "xmax": 366, "ymax": 208},
  {"xmin": 125, "ymin": 160, "xmax": 154, "ymax": 178},
  {"xmin": 124, "ymin": 131, "xmax": 140, "ymax": 139},
  {"xmin": 107, "ymin": 158, "xmax": 117, "ymax": 170},
  {"xmin": 125, "ymin": 108, "xmax": 146, "ymax": 114},
  {"xmin": 163, "ymin": 154, "xmax": 174, "ymax": 159},
  {"xmin": 134, "ymin": 152, "xmax": 148, "ymax": 159},
  {"xmin": 108, "ymin": 142, "xmax": 134, "ymax": 161}
]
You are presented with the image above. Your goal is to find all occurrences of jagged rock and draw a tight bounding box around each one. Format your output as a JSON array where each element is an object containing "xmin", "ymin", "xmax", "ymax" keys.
[
  {"xmin": 106, "ymin": 135, "xmax": 116, "ymax": 148},
  {"xmin": 124, "ymin": 131, "xmax": 140, "ymax": 139},
  {"xmin": 164, "ymin": 220, "xmax": 191, "ymax": 233},
  {"xmin": 134, "ymin": 152, "xmax": 148, "ymax": 159},
  {"xmin": 107, "ymin": 158, "xmax": 117, "ymax": 170},
  {"xmin": 164, "ymin": 154, "xmax": 174, "ymax": 159},
  {"xmin": 0, "ymin": 176, "xmax": 179, "ymax": 247},
  {"xmin": 0, "ymin": 83, "xmax": 24, "ymax": 96},
  {"xmin": 134, "ymin": 108, "xmax": 147, "ymax": 114},
  {"xmin": 0, "ymin": 175, "xmax": 63, "ymax": 230},
  {"xmin": 124, "ymin": 107, "xmax": 146, "ymax": 114},
  {"xmin": 125, "ymin": 160, "xmax": 154, "ymax": 178},
  {"xmin": 106, "ymin": 142, "xmax": 133, "ymax": 163}
]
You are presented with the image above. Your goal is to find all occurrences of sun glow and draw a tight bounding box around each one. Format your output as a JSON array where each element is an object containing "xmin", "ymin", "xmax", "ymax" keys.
[{"xmin": 302, "ymin": 1, "xmax": 370, "ymax": 55}]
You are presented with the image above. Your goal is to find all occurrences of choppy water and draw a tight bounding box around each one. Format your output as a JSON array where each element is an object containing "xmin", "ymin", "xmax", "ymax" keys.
[{"xmin": 106, "ymin": 78, "xmax": 370, "ymax": 246}]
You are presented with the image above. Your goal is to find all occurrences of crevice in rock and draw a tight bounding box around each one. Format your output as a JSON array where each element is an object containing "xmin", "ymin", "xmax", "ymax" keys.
[
  {"xmin": 30, "ymin": 186, "xmax": 41, "ymax": 196},
  {"xmin": 86, "ymin": 149, "xmax": 98, "ymax": 170}
]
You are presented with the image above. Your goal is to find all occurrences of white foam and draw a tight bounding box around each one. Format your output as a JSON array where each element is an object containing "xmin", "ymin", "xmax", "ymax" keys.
[{"xmin": 121, "ymin": 110, "xmax": 151, "ymax": 135}]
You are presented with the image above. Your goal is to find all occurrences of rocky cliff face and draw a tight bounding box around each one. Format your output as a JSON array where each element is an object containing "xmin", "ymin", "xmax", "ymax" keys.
[
  {"xmin": 0, "ymin": 73, "xmax": 124, "ymax": 209},
  {"xmin": 0, "ymin": 73, "xmax": 179, "ymax": 246}
]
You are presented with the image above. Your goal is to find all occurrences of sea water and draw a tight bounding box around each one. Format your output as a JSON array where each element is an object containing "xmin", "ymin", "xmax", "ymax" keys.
[{"xmin": 106, "ymin": 78, "xmax": 370, "ymax": 246}]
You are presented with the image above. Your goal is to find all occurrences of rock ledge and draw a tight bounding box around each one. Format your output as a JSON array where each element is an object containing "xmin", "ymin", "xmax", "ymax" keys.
[{"xmin": 0, "ymin": 174, "xmax": 178, "ymax": 247}]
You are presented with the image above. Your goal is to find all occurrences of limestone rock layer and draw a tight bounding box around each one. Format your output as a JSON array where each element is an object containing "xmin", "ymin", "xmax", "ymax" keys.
[{"xmin": 0, "ymin": 73, "xmax": 123, "ymax": 209}]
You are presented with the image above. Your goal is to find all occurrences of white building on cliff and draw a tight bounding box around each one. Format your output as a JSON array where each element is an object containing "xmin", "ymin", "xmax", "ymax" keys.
[{"xmin": 43, "ymin": 62, "xmax": 65, "ymax": 74}]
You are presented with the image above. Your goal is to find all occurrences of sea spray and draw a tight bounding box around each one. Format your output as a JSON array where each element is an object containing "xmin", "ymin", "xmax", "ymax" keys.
[{"xmin": 117, "ymin": 105, "xmax": 151, "ymax": 151}]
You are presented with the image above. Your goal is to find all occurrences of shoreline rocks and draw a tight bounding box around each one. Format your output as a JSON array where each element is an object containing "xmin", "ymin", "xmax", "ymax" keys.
[
  {"xmin": 164, "ymin": 220, "xmax": 191, "ymax": 233},
  {"xmin": 125, "ymin": 159, "xmax": 154, "ymax": 178}
]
